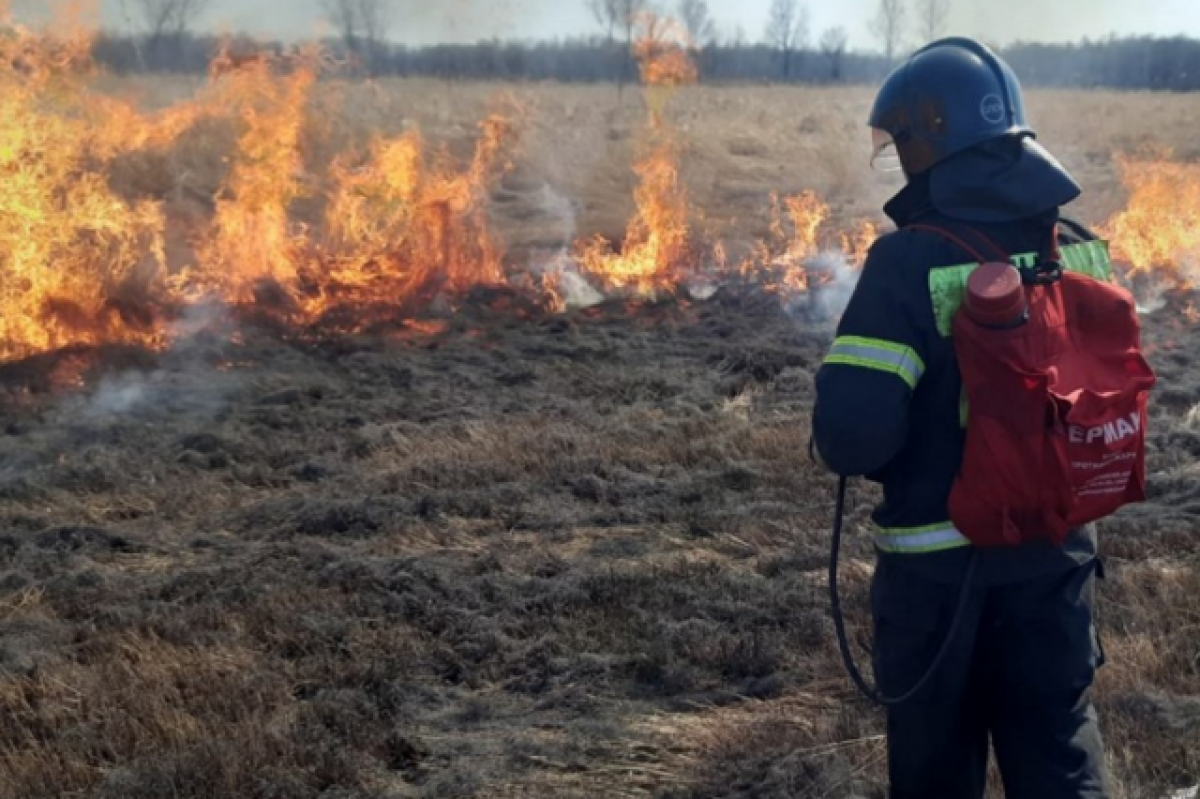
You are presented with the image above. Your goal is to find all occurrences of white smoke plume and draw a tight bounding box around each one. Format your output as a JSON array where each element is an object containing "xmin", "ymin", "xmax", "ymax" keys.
[
  {"xmin": 1133, "ymin": 275, "xmax": 1173, "ymax": 316},
  {"xmin": 65, "ymin": 302, "xmax": 247, "ymax": 423},
  {"xmin": 1185, "ymin": 404, "xmax": 1200, "ymax": 433},
  {"xmin": 530, "ymin": 183, "xmax": 605, "ymax": 309},
  {"xmin": 85, "ymin": 372, "xmax": 154, "ymax": 417},
  {"xmin": 793, "ymin": 250, "xmax": 861, "ymax": 327}
]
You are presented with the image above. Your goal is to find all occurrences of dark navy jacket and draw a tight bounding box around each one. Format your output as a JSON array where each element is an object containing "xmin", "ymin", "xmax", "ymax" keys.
[{"xmin": 811, "ymin": 174, "xmax": 1100, "ymax": 585}]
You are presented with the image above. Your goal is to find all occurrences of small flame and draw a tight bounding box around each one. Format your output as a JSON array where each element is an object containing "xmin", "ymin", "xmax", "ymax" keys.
[
  {"xmin": 578, "ymin": 12, "xmax": 699, "ymax": 298},
  {"xmin": 577, "ymin": 138, "xmax": 695, "ymax": 296},
  {"xmin": 1184, "ymin": 302, "xmax": 1200, "ymax": 325},
  {"xmin": 1100, "ymin": 151, "xmax": 1200, "ymax": 290},
  {"xmin": 633, "ymin": 13, "xmax": 699, "ymax": 92},
  {"xmin": 840, "ymin": 220, "xmax": 879, "ymax": 270},
  {"xmin": 734, "ymin": 192, "xmax": 876, "ymax": 302},
  {"xmin": 401, "ymin": 319, "xmax": 450, "ymax": 337}
]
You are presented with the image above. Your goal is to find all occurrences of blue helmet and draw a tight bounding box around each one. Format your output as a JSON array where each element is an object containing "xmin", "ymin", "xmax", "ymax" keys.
[{"xmin": 869, "ymin": 37, "xmax": 1033, "ymax": 176}]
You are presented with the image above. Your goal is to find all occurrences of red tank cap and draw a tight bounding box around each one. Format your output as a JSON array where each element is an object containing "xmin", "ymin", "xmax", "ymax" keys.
[{"xmin": 965, "ymin": 262, "xmax": 1026, "ymax": 328}]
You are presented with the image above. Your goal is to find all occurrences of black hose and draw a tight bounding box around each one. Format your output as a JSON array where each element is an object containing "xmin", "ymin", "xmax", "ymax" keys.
[{"xmin": 829, "ymin": 476, "xmax": 979, "ymax": 706}]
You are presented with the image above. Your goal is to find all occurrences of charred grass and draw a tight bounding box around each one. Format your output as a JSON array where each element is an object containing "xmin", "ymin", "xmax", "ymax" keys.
[
  {"xmin": 0, "ymin": 295, "xmax": 862, "ymax": 798},
  {"xmin": 0, "ymin": 290, "xmax": 1197, "ymax": 798}
]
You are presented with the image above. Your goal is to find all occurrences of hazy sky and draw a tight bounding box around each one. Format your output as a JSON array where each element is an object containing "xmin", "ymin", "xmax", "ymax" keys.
[{"xmin": 50, "ymin": 0, "xmax": 1200, "ymax": 51}]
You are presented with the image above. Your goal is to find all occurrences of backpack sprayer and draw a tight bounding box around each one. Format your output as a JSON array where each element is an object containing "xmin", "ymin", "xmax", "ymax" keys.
[{"xmin": 825, "ymin": 221, "xmax": 1153, "ymax": 706}]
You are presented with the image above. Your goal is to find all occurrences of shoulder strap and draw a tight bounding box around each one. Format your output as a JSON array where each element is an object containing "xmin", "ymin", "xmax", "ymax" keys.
[
  {"xmin": 904, "ymin": 221, "xmax": 1011, "ymax": 264},
  {"xmin": 1056, "ymin": 215, "xmax": 1097, "ymax": 244},
  {"xmin": 907, "ymin": 219, "xmax": 1066, "ymax": 286}
]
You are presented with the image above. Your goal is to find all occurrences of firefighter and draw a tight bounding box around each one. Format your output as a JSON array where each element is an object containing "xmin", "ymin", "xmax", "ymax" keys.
[{"xmin": 810, "ymin": 38, "xmax": 1111, "ymax": 798}]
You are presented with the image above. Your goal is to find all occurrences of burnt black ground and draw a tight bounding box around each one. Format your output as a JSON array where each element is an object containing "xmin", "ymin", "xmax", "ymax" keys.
[{"xmin": 0, "ymin": 289, "xmax": 1197, "ymax": 798}]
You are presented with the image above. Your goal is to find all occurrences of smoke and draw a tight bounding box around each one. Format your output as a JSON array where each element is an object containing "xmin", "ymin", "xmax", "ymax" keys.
[
  {"xmin": 801, "ymin": 250, "xmax": 861, "ymax": 326},
  {"xmin": 168, "ymin": 300, "xmax": 232, "ymax": 339},
  {"xmin": 530, "ymin": 184, "xmax": 605, "ymax": 309},
  {"xmin": 65, "ymin": 302, "xmax": 247, "ymax": 424},
  {"xmin": 70, "ymin": 353, "xmax": 244, "ymax": 425},
  {"xmin": 1186, "ymin": 404, "xmax": 1200, "ymax": 433},
  {"xmin": 541, "ymin": 251, "xmax": 606, "ymax": 308},
  {"xmin": 535, "ymin": 183, "xmax": 576, "ymax": 249},
  {"xmin": 1129, "ymin": 255, "xmax": 1199, "ymax": 315},
  {"xmin": 1135, "ymin": 280, "xmax": 1171, "ymax": 316},
  {"xmin": 84, "ymin": 372, "xmax": 155, "ymax": 417},
  {"xmin": 943, "ymin": 0, "xmax": 1156, "ymax": 48}
]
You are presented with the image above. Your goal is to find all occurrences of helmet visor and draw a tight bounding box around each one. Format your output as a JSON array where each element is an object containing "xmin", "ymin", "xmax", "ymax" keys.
[{"xmin": 870, "ymin": 128, "xmax": 904, "ymax": 173}]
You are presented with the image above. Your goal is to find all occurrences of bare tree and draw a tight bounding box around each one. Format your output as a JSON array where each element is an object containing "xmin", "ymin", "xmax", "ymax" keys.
[
  {"xmin": 322, "ymin": 0, "xmax": 394, "ymax": 74},
  {"xmin": 764, "ymin": 0, "xmax": 809, "ymax": 80},
  {"xmin": 915, "ymin": 0, "xmax": 949, "ymax": 42},
  {"xmin": 617, "ymin": 0, "xmax": 648, "ymax": 76},
  {"xmin": 589, "ymin": 0, "xmax": 648, "ymax": 50},
  {"xmin": 589, "ymin": 0, "xmax": 621, "ymax": 45},
  {"xmin": 130, "ymin": 0, "xmax": 212, "ymax": 65},
  {"xmin": 819, "ymin": 26, "xmax": 849, "ymax": 82},
  {"xmin": 356, "ymin": 0, "xmax": 393, "ymax": 49},
  {"xmin": 677, "ymin": 0, "xmax": 716, "ymax": 46},
  {"xmin": 870, "ymin": 0, "xmax": 907, "ymax": 63},
  {"xmin": 587, "ymin": 0, "xmax": 647, "ymax": 91},
  {"xmin": 325, "ymin": 0, "xmax": 360, "ymax": 55}
]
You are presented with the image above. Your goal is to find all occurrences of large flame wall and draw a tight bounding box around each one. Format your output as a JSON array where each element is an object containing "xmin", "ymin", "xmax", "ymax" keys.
[{"xmin": 0, "ymin": 8, "xmax": 1191, "ymax": 362}]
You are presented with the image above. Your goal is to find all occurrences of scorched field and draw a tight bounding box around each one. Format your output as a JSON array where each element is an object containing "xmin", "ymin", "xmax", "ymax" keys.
[{"xmin": 1, "ymin": 16, "xmax": 1200, "ymax": 799}]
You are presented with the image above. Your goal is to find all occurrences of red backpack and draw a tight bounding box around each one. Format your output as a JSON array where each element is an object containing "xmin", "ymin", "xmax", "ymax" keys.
[{"xmin": 910, "ymin": 222, "xmax": 1156, "ymax": 547}]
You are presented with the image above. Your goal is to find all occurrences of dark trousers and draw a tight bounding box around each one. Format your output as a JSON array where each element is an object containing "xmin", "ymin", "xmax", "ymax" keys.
[{"xmin": 871, "ymin": 557, "xmax": 1111, "ymax": 798}]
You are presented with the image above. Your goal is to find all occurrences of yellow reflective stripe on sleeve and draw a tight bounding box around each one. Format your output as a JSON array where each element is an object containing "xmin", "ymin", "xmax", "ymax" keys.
[
  {"xmin": 824, "ymin": 336, "xmax": 925, "ymax": 390},
  {"xmin": 928, "ymin": 241, "xmax": 1114, "ymax": 337},
  {"xmin": 876, "ymin": 522, "xmax": 972, "ymax": 554}
]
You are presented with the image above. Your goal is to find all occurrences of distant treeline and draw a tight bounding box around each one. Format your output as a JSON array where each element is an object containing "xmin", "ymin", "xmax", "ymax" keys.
[{"xmin": 89, "ymin": 32, "xmax": 1200, "ymax": 91}]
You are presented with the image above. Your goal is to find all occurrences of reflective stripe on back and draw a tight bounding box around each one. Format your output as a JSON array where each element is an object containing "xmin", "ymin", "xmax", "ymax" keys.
[
  {"xmin": 824, "ymin": 336, "xmax": 926, "ymax": 390},
  {"xmin": 928, "ymin": 240, "xmax": 1114, "ymax": 337},
  {"xmin": 876, "ymin": 523, "xmax": 972, "ymax": 554}
]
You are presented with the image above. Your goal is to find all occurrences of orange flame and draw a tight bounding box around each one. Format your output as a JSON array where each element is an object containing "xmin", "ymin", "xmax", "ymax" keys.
[
  {"xmin": 1184, "ymin": 302, "xmax": 1200, "ymax": 325},
  {"xmin": 189, "ymin": 47, "xmax": 320, "ymax": 305},
  {"xmin": 577, "ymin": 138, "xmax": 695, "ymax": 296},
  {"xmin": 1100, "ymin": 151, "xmax": 1200, "ymax": 290},
  {"xmin": 17, "ymin": 5, "xmax": 1200, "ymax": 367},
  {"xmin": 633, "ymin": 13, "xmax": 699, "ymax": 91},
  {"xmin": 0, "ymin": 5, "xmax": 527, "ymax": 363},
  {"xmin": 315, "ymin": 112, "xmax": 515, "ymax": 319},
  {"xmin": 577, "ymin": 12, "xmax": 700, "ymax": 297},
  {"xmin": 840, "ymin": 220, "xmax": 880, "ymax": 270},
  {"xmin": 734, "ymin": 192, "xmax": 876, "ymax": 298},
  {"xmin": 0, "ymin": 5, "xmax": 166, "ymax": 361},
  {"xmin": 0, "ymin": 6, "xmax": 888, "ymax": 364}
]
